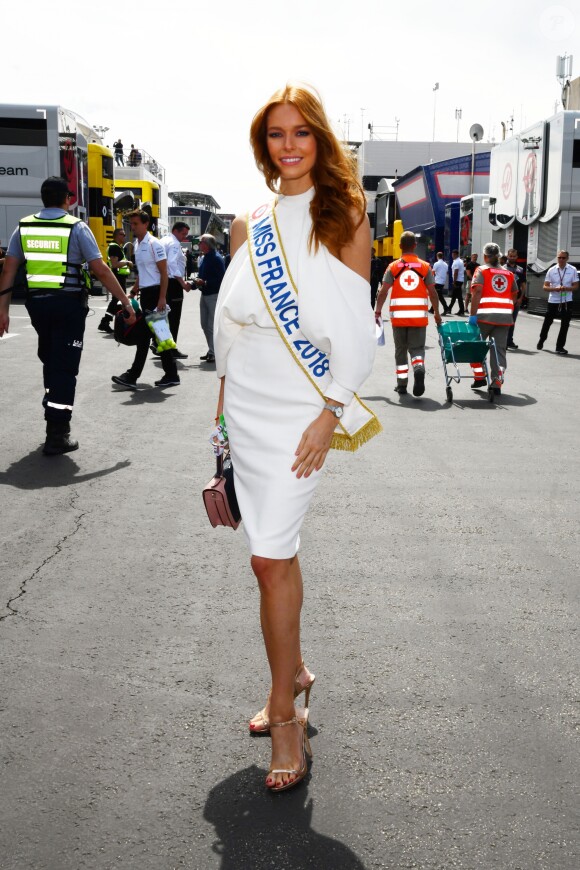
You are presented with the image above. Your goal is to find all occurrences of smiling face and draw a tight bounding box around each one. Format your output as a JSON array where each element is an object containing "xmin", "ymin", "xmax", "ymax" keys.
[{"xmin": 266, "ymin": 103, "xmax": 317, "ymax": 195}]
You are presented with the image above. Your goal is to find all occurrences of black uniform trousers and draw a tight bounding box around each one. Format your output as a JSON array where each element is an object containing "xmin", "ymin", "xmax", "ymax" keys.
[
  {"xmin": 435, "ymin": 283, "xmax": 450, "ymax": 314},
  {"xmin": 128, "ymin": 285, "xmax": 177, "ymax": 380},
  {"xmin": 105, "ymin": 272, "xmax": 126, "ymax": 317},
  {"xmin": 539, "ymin": 302, "xmax": 572, "ymax": 350},
  {"xmin": 26, "ymin": 293, "xmax": 88, "ymax": 423},
  {"xmin": 167, "ymin": 278, "xmax": 184, "ymax": 342}
]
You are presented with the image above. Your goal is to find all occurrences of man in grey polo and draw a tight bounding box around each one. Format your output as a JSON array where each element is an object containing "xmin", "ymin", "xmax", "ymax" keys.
[{"xmin": 194, "ymin": 234, "xmax": 225, "ymax": 363}]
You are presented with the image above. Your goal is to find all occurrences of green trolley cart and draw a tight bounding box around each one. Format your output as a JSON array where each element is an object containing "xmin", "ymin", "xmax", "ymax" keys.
[{"xmin": 437, "ymin": 322, "xmax": 500, "ymax": 403}]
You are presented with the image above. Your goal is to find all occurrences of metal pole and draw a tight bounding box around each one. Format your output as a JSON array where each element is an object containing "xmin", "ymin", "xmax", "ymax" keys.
[
  {"xmin": 432, "ymin": 84, "xmax": 439, "ymax": 141},
  {"xmin": 455, "ymin": 108, "xmax": 462, "ymax": 142},
  {"xmin": 470, "ymin": 139, "xmax": 475, "ymax": 195}
]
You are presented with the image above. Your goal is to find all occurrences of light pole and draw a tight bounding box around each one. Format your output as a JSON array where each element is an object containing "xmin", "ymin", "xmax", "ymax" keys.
[
  {"xmin": 94, "ymin": 125, "xmax": 109, "ymax": 143},
  {"xmin": 455, "ymin": 108, "xmax": 462, "ymax": 142},
  {"xmin": 432, "ymin": 83, "xmax": 439, "ymax": 141}
]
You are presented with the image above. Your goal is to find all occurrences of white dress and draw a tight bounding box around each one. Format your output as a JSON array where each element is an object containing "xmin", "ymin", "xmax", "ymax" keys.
[{"xmin": 214, "ymin": 188, "xmax": 375, "ymax": 558}]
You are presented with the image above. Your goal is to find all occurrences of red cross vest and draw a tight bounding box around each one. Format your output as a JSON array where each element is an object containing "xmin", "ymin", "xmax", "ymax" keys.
[
  {"xmin": 474, "ymin": 265, "xmax": 516, "ymax": 326},
  {"xmin": 388, "ymin": 255, "xmax": 430, "ymax": 327}
]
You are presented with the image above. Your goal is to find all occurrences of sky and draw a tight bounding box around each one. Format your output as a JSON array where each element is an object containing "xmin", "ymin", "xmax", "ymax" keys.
[{"xmin": 1, "ymin": 0, "xmax": 577, "ymax": 215}]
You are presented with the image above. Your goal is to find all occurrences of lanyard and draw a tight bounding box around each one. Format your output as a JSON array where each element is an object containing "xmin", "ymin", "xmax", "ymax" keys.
[{"xmin": 555, "ymin": 265, "xmax": 569, "ymax": 308}]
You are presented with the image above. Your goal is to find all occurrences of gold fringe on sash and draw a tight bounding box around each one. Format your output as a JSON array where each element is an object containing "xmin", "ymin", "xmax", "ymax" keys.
[{"xmin": 330, "ymin": 413, "xmax": 383, "ymax": 452}]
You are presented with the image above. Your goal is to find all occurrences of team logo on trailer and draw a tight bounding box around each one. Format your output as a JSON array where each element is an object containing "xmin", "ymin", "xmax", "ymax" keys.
[
  {"xmin": 491, "ymin": 274, "xmax": 509, "ymax": 293},
  {"xmin": 400, "ymin": 270, "xmax": 420, "ymax": 291}
]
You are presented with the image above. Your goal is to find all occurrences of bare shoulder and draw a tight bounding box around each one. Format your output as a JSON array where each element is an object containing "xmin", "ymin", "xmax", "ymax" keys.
[
  {"xmin": 338, "ymin": 211, "xmax": 371, "ymax": 281},
  {"xmin": 230, "ymin": 214, "xmax": 248, "ymax": 256}
]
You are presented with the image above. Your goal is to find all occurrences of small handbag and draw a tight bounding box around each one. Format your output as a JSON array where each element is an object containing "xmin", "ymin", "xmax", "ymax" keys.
[{"xmin": 202, "ymin": 451, "xmax": 241, "ymax": 529}]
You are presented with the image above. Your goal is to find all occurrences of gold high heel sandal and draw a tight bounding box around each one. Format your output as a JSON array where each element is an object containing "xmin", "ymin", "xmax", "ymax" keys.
[
  {"xmin": 249, "ymin": 660, "xmax": 315, "ymax": 734},
  {"xmin": 266, "ymin": 712, "xmax": 312, "ymax": 793}
]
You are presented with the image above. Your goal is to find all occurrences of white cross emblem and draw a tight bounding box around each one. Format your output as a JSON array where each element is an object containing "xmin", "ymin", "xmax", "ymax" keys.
[
  {"xmin": 492, "ymin": 274, "xmax": 509, "ymax": 293},
  {"xmin": 400, "ymin": 270, "xmax": 420, "ymax": 291}
]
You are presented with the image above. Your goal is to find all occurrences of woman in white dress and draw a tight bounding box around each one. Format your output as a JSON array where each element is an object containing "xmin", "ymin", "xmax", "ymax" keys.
[{"xmin": 214, "ymin": 84, "xmax": 378, "ymax": 792}]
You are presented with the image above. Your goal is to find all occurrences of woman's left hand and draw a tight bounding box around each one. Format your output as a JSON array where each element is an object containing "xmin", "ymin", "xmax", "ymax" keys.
[{"xmin": 292, "ymin": 413, "xmax": 337, "ymax": 478}]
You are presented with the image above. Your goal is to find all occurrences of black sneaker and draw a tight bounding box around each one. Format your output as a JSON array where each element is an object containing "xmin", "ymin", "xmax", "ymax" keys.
[
  {"xmin": 200, "ymin": 351, "xmax": 211, "ymax": 360},
  {"xmin": 555, "ymin": 348, "xmax": 568, "ymax": 355},
  {"xmin": 537, "ymin": 340, "xmax": 544, "ymax": 350},
  {"xmin": 412, "ymin": 368, "xmax": 425, "ymax": 396},
  {"xmin": 154, "ymin": 375, "xmax": 180, "ymax": 387},
  {"xmin": 471, "ymin": 379, "xmax": 487, "ymax": 389},
  {"xmin": 98, "ymin": 318, "xmax": 113, "ymax": 333},
  {"xmin": 204, "ymin": 353, "xmax": 216, "ymax": 363},
  {"xmin": 150, "ymin": 345, "xmax": 161, "ymax": 356},
  {"xmin": 172, "ymin": 349, "xmax": 188, "ymax": 359},
  {"xmin": 112, "ymin": 372, "xmax": 138, "ymax": 390},
  {"xmin": 394, "ymin": 384, "xmax": 408, "ymax": 395},
  {"xmin": 507, "ymin": 342, "xmax": 518, "ymax": 350}
]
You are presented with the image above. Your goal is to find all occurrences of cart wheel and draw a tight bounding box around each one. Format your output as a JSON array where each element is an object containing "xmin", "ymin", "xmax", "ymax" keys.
[
  {"xmin": 488, "ymin": 388, "xmax": 495, "ymax": 403},
  {"xmin": 446, "ymin": 386, "xmax": 453, "ymax": 403}
]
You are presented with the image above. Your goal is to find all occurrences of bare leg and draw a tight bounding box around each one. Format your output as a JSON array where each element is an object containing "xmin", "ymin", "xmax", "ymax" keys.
[{"xmin": 251, "ymin": 554, "xmax": 309, "ymax": 789}]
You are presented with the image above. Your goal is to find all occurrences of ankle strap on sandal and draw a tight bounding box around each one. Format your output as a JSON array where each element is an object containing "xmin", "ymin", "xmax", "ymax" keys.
[{"xmin": 270, "ymin": 716, "xmax": 299, "ymax": 729}]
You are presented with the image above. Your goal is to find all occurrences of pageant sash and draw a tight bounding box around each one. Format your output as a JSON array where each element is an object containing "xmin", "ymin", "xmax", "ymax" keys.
[{"xmin": 246, "ymin": 200, "xmax": 381, "ymax": 452}]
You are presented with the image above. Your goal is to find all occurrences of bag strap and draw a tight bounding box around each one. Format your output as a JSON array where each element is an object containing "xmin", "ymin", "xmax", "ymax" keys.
[{"xmin": 216, "ymin": 453, "xmax": 224, "ymax": 476}]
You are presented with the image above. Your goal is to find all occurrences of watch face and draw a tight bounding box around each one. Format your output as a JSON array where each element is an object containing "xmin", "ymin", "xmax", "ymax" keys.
[{"xmin": 335, "ymin": 406, "xmax": 343, "ymax": 418}]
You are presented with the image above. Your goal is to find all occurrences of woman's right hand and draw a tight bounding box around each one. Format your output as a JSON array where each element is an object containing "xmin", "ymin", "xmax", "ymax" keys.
[{"xmin": 292, "ymin": 413, "xmax": 337, "ymax": 479}]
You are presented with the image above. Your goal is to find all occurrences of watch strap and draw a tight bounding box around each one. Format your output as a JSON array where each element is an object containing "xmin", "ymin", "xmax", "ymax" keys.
[{"xmin": 323, "ymin": 401, "xmax": 343, "ymax": 418}]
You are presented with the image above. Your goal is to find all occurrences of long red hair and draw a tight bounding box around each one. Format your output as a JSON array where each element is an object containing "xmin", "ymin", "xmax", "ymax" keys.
[{"xmin": 250, "ymin": 84, "xmax": 366, "ymax": 257}]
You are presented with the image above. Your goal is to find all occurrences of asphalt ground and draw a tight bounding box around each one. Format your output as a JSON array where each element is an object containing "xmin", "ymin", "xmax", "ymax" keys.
[{"xmin": 1, "ymin": 295, "xmax": 578, "ymax": 870}]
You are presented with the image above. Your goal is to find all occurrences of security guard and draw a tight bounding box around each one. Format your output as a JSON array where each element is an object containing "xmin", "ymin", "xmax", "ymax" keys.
[
  {"xmin": 468, "ymin": 242, "xmax": 517, "ymax": 395},
  {"xmin": 374, "ymin": 231, "xmax": 442, "ymax": 396},
  {"xmin": 97, "ymin": 227, "xmax": 132, "ymax": 333},
  {"xmin": 0, "ymin": 176, "xmax": 136, "ymax": 455}
]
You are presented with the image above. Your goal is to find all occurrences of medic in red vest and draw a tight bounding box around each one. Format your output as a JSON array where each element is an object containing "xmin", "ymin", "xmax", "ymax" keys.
[
  {"xmin": 374, "ymin": 231, "xmax": 442, "ymax": 397},
  {"xmin": 468, "ymin": 242, "xmax": 517, "ymax": 396}
]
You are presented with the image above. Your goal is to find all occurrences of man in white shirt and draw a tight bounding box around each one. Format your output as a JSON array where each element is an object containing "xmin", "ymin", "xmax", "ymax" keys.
[
  {"xmin": 112, "ymin": 209, "xmax": 180, "ymax": 389},
  {"xmin": 448, "ymin": 249, "xmax": 466, "ymax": 315},
  {"xmin": 160, "ymin": 222, "xmax": 192, "ymax": 359},
  {"xmin": 431, "ymin": 252, "xmax": 450, "ymax": 315},
  {"xmin": 537, "ymin": 250, "xmax": 579, "ymax": 355}
]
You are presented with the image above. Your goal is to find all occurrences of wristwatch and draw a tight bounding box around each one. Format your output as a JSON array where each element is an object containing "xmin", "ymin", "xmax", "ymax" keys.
[{"xmin": 323, "ymin": 402, "xmax": 344, "ymax": 419}]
